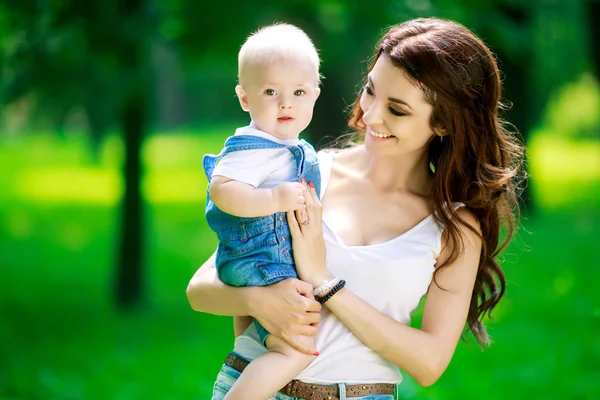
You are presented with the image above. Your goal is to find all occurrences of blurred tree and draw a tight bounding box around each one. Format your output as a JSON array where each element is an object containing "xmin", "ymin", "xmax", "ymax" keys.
[
  {"xmin": 1, "ymin": 1, "xmax": 117, "ymax": 158},
  {"xmin": 486, "ymin": 1, "xmax": 534, "ymax": 208},
  {"xmin": 113, "ymin": 0, "xmax": 153, "ymax": 309},
  {"xmin": 587, "ymin": 0, "xmax": 600, "ymax": 142},
  {"xmin": 588, "ymin": 0, "xmax": 600, "ymax": 84},
  {"xmin": 1, "ymin": 0, "xmax": 156, "ymax": 309}
]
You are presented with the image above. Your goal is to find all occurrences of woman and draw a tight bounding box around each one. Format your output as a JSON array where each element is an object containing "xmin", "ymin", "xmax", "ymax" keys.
[{"xmin": 187, "ymin": 17, "xmax": 524, "ymax": 400}]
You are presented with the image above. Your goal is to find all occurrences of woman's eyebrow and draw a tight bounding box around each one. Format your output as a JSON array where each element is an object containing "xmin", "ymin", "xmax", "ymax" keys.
[{"xmin": 368, "ymin": 75, "xmax": 413, "ymax": 111}]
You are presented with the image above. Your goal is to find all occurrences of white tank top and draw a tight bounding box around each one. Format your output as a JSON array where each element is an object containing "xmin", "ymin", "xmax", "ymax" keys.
[{"xmin": 232, "ymin": 151, "xmax": 462, "ymax": 385}]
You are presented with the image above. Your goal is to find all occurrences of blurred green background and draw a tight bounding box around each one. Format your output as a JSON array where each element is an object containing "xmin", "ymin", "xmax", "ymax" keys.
[{"xmin": 1, "ymin": 0, "xmax": 599, "ymax": 399}]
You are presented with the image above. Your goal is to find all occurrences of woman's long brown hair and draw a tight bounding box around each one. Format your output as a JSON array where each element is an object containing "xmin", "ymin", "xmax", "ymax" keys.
[{"xmin": 345, "ymin": 18, "xmax": 525, "ymax": 346}]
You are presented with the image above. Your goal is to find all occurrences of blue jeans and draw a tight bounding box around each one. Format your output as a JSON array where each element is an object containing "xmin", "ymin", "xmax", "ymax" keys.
[{"xmin": 211, "ymin": 364, "xmax": 397, "ymax": 400}]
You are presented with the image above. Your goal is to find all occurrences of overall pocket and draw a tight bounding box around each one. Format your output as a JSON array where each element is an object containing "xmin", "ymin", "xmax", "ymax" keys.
[{"xmin": 218, "ymin": 217, "xmax": 277, "ymax": 257}]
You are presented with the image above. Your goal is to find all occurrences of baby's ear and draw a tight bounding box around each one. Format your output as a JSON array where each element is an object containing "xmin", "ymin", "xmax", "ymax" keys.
[
  {"xmin": 235, "ymin": 85, "xmax": 249, "ymax": 112},
  {"xmin": 314, "ymin": 87, "xmax": 321, "ymax": 100}
]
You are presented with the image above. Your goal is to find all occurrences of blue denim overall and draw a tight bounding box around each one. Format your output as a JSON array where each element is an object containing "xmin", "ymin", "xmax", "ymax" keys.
[{"xmin": 203, "ymin": 133, "xmax": 321, "ymax": 343}]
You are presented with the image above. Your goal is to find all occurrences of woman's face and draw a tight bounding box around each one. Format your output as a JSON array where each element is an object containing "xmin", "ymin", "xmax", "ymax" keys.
[{"xmin": 360, "ymin": 55, "xmax": 436, "ymax": 157}]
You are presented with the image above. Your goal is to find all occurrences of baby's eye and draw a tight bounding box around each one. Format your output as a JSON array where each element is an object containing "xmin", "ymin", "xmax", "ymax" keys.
[
  {"xmin": 265, "ymin": 89, "xmax": 276, "ymax": 95},
  {"xmin": 294, "ymin": 90, "xmax": 305, "ymax": 96}
]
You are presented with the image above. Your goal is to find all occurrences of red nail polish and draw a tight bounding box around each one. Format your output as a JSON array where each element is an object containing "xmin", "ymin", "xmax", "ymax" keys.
[
  {"xmin": 313, "ymin": 351, "xmax": 320, "ymax": 356},
  {"xmin": 308, "ymin": 182, "xmax": 314, "ymax": 189}
]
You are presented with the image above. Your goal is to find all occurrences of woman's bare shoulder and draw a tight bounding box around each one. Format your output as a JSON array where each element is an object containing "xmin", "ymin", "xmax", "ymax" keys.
[
  {"xmin": 455, "ymin": 206, "xmax": 482, "ymax": 235},
  {"xmin": 320, "ymin": 145, "xmax": 364, "ymax": 169}
]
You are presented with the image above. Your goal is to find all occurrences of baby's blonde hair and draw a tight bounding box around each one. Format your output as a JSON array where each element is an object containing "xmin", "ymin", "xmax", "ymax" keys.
[{"xmin": 238, "ymin": 23, "xmax": 321, "ymax": 85}]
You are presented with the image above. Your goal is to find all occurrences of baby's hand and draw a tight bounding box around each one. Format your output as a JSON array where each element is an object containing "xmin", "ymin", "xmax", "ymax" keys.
[{"xmin": 273, "ymin": 182, "xmax": 306, "ymax": 212}]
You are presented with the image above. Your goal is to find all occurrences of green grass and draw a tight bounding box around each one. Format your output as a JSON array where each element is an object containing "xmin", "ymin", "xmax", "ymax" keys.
[{"xmin": 1, "ymin": 130, "xmax": 599, "ymax": 399}]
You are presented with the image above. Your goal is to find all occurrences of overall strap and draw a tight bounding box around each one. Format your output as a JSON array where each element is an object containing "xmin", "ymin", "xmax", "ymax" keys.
[{"xmin": 202, "ymin": 135, "xmax": 299, "ymax": 180}]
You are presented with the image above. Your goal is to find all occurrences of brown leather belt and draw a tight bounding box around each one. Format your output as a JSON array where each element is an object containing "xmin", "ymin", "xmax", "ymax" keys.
[{"xmin": 223, "ymin": 353, "xmax": 396, "ymax": 400}]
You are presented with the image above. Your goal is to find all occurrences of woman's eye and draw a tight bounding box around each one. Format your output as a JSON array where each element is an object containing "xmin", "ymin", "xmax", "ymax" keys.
[
  {"xmin": 294, "ymin": 90, "xmax": 305, "ymax": 96},
  {"xmin": 265, "ymin": 89, "xmax": 276, "ymax": 95},
  {"xmin": 364, "ymin": 85, "xmax": 374, "ymax": 95},
  {"xmin": 389, "ymin": 107, "xmax": 407, "ymax": 117}
]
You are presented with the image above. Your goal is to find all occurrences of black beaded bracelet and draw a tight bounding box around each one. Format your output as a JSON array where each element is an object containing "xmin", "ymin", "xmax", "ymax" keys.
[{"xmin": 316, "ymin": 279, "xmax": 346, "ymax": 304}]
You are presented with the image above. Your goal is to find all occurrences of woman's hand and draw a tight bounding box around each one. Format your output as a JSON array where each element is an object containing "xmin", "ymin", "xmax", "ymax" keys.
[
  {"xmin": 186, "ymin": 251, "xmax": 321, "ymax": 355},
  {"xmin": 287, "ymin": 182, "xmax": 333, "ymax": 288},
  {"xmin": 247, "ymin": 278, "xmax": 322, "ymax": 355}
]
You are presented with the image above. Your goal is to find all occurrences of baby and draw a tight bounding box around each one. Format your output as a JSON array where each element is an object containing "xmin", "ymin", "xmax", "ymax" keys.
[{"xmin": 202, "ymin": 23, "xmax": 322, "ymax": 400}]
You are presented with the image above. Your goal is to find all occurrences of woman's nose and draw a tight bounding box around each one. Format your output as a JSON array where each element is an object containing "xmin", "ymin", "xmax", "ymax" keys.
[{"xmin": 362, "ymin": 104, "xmax": 383, "ymax": 126}]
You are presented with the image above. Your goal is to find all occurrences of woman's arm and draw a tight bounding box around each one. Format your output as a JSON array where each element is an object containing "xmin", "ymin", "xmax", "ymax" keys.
[
  {"xmin": 186, "ymin": 250, "xmax": 322, "ymax": 354},
  {"xmin": 289, "ymin": 186, "xmax": 481, "ymax": 386},
  {"xmin": 186, "ymin": 250, "xmax": 255, "ymax": 315}
]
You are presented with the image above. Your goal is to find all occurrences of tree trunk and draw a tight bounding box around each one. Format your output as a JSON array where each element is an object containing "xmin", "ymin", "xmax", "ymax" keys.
[
  {"xmin": 116, "ymin": 94, "xmax": 145, "ymax": 308},
  {"xmin": 115, "ymin": 0, "xmax": 148, "ymax": 309},
  {"xmin": 491, "ymin": 3, "xmax": 535, "ymax": 212},
  {"xmin": 84, "ymin": 59, "xmax": 111, "ymax": 164},
  {"xmin": 497, "ymin": 49, "xmax": 534, "ymax": 211},
  {"xmin": 589, "ymin": 0, "xmax": 600, "ymax": 80}
]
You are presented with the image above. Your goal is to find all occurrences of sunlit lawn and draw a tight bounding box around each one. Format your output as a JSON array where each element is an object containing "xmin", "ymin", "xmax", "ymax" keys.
[{"xmin": 0, "ymin": 129, "xmax": 599, "ymax": 399}]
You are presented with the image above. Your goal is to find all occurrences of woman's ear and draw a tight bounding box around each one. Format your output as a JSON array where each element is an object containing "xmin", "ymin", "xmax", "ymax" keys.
[{"xmin": 235, "ymin": 85, "xmax": 249, "ymax": 112}]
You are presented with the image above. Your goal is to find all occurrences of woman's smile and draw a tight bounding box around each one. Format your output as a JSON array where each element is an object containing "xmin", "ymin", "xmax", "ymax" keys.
[{"xmin": 367, "ymin": 126, "xmax": 396, "ymax": 141}]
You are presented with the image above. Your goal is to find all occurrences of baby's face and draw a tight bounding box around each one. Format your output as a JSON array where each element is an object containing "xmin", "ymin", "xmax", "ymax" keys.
[{"xmin": 237, "ymin": 59, "xmax": 320, "ymax": 140}]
